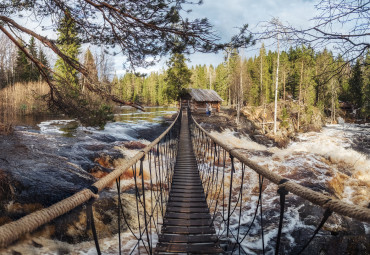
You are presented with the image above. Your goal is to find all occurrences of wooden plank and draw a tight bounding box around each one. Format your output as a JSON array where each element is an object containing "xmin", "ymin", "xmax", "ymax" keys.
[
  {"xmin": 165, "ymin": 212, "xmax": 211, "ymax": 220},
  {"xmin": 161, "ymin": 226, "xmax": 215, "ymax": 235},
  {"xmin": 168, "ymin": 197, "xmax": 206, "ymax": 203},
  {"xmin": 158, "ymin": 234, "xmax": 218, "ymax": 243},
  {"xmin": 163, "ymin": 218, "xmax": 212, "ymax": 227},
  {"xmin": 166, "ymin": 201, "xmax": 208, "ymax": 208},
  {"xmin": 155, "ymin": 243, "xmax": 223, "ymax": 254},
  {"xmin": 169, "ymin": 192, "xmax": 206, "ymax": 198},
  {"xmin": 170, "ymin": 188, "xmax": 204, "ymax": 193},
  {"xmin": 166, "ymin": 206, "xmax": 209, "ymax": 213},
  {"xmin": 170, "ymin": 181, "xmax": 203, "ymax": 186}
]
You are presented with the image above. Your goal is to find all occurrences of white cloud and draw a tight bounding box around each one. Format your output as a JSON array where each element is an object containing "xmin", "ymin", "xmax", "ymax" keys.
[
  {"xmin": 10, "ymin": 1, "xmax": 319, "ymax": 76},
  {"xmin": 141, "ymin": 0, "xmax": 318, "ymax": 74}
]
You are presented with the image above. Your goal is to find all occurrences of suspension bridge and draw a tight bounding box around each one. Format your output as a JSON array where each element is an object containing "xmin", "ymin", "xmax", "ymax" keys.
[{"xmin": 0, "ymin": 107, "xmax": 369, "ymax": 254}]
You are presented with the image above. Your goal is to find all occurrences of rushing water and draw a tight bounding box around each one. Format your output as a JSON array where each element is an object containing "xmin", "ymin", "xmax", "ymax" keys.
[
  {"xmin": 2, "ymin": 114, "xmax": 369, "ymax": 254},
  {"xmin": 208, "ymin": 123, "xmax": 370, "ymax": 254}
]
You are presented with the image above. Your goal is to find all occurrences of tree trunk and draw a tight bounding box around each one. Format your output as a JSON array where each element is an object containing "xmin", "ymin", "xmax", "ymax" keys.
[
  {"xmin": 273, "ymin": 35, "xmax": 280, "ymax": 135},
  {"xmin": 298, "ymin": 60, "xmax": 304, "ymax": 131},
  {"xmin": 237, "ymin": 54, "xmax": 243, "ymax": 125},
  {"xmin": 260, "ymin": 54, "xmax": 263, "ymax": 105}
]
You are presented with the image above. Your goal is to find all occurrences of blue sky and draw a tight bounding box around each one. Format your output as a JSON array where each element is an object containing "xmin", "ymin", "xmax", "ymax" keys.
[
  {"xmin": 127, "ymin": 0, "xmax": 317, "ymax": 75},
  {"xmin": 13, "ymin": 0, "xmax": 318, "ymax": 76}
]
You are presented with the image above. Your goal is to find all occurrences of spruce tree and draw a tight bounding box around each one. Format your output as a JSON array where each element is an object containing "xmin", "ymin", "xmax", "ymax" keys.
[
  {"xmin": 165, "ymin": 52, "xmax": 192, "ymax": 101},
  {"xmin": 14, "ymin": 41, "xmax": 29, "ymax": 82},
  {"xmin": 362, "ymin": 52, "xmax": 370, "ymax": 120},
  {"xmin": 38, "ymin": 45, "xmax": 50, "ymax": 80},
  {"xmin": 54, "ymin": 11, "xmax": 81, "ymax": 90},
  {"xmin": 348, "ymin": 59, "xmax": 364, "ymax": 109},
  {"xmin": 82, "ymin": 48, "xmax": 98, "ymax": 90},
  {"xmin": 27, "ymin": 37, "xmax": 39, "ymax": 82}
]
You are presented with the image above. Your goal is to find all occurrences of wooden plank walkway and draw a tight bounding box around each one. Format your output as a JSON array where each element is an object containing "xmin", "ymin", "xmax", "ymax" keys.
[{"xmin": 155, "ymin": 111, "xmax": 223, "ymax": 254}]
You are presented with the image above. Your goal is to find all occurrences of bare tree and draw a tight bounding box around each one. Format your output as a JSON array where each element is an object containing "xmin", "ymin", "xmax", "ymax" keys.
[
  {"xmin": 251, "ymin": 18, "xmax": 290, "ymax": 136},
  {"xmin": 276, "ymin": 0, "xmax": 369, "ymax": 62}
]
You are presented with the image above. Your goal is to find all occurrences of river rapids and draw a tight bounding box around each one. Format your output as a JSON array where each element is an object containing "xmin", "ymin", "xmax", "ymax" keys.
[{"xmin": 1, "ymin": 114, "xmax": 369, "ymax": 254}]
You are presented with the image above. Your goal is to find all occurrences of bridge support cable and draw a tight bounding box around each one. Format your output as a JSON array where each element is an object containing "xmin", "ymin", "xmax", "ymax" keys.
[
  {"xmin": 189, "ymin": 113, "xmax": 370, "ymax": 254},
  {"xmin": 0, "ymin": 109, "xmax": 182, "ymax": 254}
]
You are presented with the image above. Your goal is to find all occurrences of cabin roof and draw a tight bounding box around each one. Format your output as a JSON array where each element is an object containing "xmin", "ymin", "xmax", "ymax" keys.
[{"xmin": 189, "ymin": 89, "xmax": 223, "ymax": 102}]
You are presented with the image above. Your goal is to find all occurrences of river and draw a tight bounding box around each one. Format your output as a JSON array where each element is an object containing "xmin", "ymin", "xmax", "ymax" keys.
[
  {"xmin": 1, "ymin": 111, "xmax": 369, "ymax": 254},
  {"xmin": 208, "ymin": 122, "xmax": 370, "ymax": 254}
]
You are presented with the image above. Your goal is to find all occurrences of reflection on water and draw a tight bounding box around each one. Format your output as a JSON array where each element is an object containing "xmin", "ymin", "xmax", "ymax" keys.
[
  {"xmin": 113, "ymin": 106, "xmax": 177, "ymax": 124},
  {"xmin": 12, "ymin": 106, "xmax": 177, "ymax": 138}
]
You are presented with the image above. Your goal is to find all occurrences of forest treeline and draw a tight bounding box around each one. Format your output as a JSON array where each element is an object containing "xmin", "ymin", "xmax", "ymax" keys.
[
  {"xmin": 1, "ymin": 34, "xmax": 369, "ymax": 123},
  {"xmin": 111, "ymin": 45, "xmax": 370, "ymax": 122}
]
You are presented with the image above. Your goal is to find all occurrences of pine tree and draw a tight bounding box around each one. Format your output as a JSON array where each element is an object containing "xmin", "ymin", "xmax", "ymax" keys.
[
  {"xmin": 38, "ymin": 45, "xmax": 50, "ymax": 80},
  {"xmin": 53, "ymin": 11, "xmax": 115, "ymax": 127},
  {"xmin": 82, "ymin": 48, "xmax": 98, "ymax": 91},
  {"xmin": 27, "ymin": 37, "xmax": 39, "ymax": 82},
  {"xmin": 362, "ymin": 52, "xmax": 370, "ymax": 120},
  {"xmin": 213, "ymin": 64, "xmax": 228, "ymax": 102},
  {"xmin": 256, "ymin": 44, "xmax": 270, "ymax": 105},
  {"xmin": 54, "ymin": 11, "xmax": 81, "ymax": 90},
  {"xmin": 14, "ymin": 41, "xmax": 29, "ymax": 82},
  {"xmin": 165, "ymin": 52, "xmax": 192, "ymax": 101},
  {"xmin": 348, "ymin": 59, "xmax": 363, "ymax": 110},
  {"xmin": 246, "ymin": 57, "xmax": 260, "ymax": 105}
]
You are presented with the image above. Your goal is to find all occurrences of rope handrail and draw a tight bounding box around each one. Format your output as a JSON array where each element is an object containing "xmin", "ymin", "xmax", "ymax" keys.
[
  {"xmin": 0, "ymin": 109, "xmax": 182, "ymax": 249},
  {"xmin": 191, "ymin": 115, "xmax": 370, "ymax": 224}
]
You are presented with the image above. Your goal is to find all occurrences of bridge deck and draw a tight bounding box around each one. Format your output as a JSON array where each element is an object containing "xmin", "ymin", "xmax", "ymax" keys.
[{"xmin": 155, "ymin": 111, "xmax": 223, "ymax": 254}]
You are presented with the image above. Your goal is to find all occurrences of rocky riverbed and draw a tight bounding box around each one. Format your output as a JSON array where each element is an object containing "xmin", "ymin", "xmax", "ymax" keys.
[
  {"xmin": 1, "ymin": 107, "xmax": 369, "ymax": 254},
  {"xmin": 193, "ymin": 110, "xmax": 370, "ymax": 255}
]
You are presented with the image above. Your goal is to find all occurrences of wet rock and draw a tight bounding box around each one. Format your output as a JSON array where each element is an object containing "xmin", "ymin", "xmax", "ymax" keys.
[
  {"xmin": 0, "ymin": 133, "xmax": 95, "ymax": 207},
  {"xmin": 136, "ymin": 123, "xmax": 169, "ymax": 141},
  {"xmin": 90, "ymin": 134, "xmax": 117, "ymax": 143},
  {"xmin": 31, "ymin": 240, "xmax": 42, "ymax": 248},
  {"xmin": 88, "ymin": 165, "xmax": 112, "ymax": 179},
  {"xmin": 52, "ymin": 194, "xmax": 135, "ymax": 243},
  {"xmin": 0, "ymin": 169, "xmax": 13, "ymax": 202},
  {"xmin": 122, "ymin": 141, "xmax": 147, "ymax": 150},
  {"xmin": 94, "ymin": 151, "xmax": 122, "ymax": 169},
  {"xmin": 251, "ymin": 134, "xmax": 276, "ymax": 147},
  {"xmin": 6, "ymin": 202, "xmax": 44, "ymax": 219}
]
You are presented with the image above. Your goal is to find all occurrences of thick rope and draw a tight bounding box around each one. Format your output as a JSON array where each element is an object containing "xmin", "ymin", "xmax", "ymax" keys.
[
  {"xmin": 0, "ymin": 189, "xmax": 97, "ymax": 248},
  {"xmin": 191, "ymin": 116, "xmax": 370, "ymax": 224},
  {"xmin": 0, "ymin": 110, "xmax": 182, "ymax": 249}
]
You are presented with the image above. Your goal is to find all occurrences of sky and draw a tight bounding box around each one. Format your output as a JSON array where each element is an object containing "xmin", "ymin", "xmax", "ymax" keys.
[
  {"xmin": 12, "ymin": 0, "xmax": 319, "ymax": 77},
  {"xmin": 126, "ymin": 0, "xmax": 318, "ymax": 75}
]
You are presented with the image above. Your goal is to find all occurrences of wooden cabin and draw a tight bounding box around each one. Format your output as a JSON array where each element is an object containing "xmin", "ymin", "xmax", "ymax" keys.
[{"xmin": 185, "ymin": 88, "xmax": 223, "ymax": 112}]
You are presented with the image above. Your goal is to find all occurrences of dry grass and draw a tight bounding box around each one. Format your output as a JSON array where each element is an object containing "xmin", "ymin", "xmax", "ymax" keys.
[
  {"xmin": 0, "ymin": 123, "xmax": 13, "ymax": 135},
  {"xmin": 0, "ymin": 81, "xmax": 50, "ymax": 125}
]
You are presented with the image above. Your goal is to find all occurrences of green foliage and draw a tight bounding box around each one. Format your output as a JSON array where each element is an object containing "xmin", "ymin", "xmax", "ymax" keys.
[
  {"xmin": 38, "ymin": 44, "xmax": 50, "ymax": 80},
  {"xmin": 88, "ymin": 104, "xmax": 115, "ymax": 129},
  {"xmin": 348, "ymin": 59, "xmax": 363, "ymax": 108},
  {"xmin": 13, "ymin": 37, "xmax": 50, "ymax": 83},
  {"xmin": 20, "ymin": 104, "xmax": 27, "ymax": 114},
  {"xmin": 280, "ymin": 107, "xmax": 289, "ymax": 128},
  {"xmin": 165, "ymin": 52, "xmax": 192, "ymax": 101},
  {"xmin": 362, "ymin": 52, "xmax": 370, "ymax": 119},
  {"xmin": 107, "ymin": 44, "xmax": 368, "ymax": 124},
  {"xmin": 54, "ymin": 11, "xmax": 81, "ymax": 88},
  {"xmin": 52, "ymin": 12, "xmax": 115, "ymax": 128}
]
